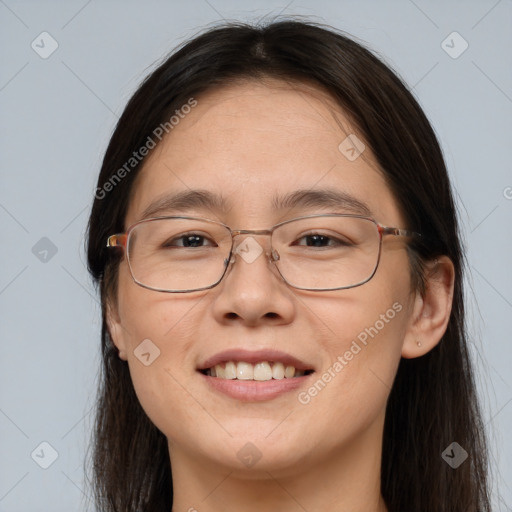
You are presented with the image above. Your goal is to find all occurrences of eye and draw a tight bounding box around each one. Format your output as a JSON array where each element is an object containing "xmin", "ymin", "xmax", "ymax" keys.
[
  {"xmin": 162, "ymin": 233, "xmax": 217, "ymax": 248},
  {"xmin": 293, "ymin": 232, "xmax": 353, "ymax": 248}
]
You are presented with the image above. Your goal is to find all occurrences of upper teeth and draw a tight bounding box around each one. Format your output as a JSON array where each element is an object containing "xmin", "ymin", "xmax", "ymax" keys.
[{"xmin": 207, "ymin": 361, "xmax": 307, "ymax": 380}]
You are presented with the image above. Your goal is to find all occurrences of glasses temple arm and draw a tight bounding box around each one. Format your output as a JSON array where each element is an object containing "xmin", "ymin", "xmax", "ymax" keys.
[
  {"xmin": 106, "ymin": 234, "xmax": 128, "ymax": 248},
  {"xmin": 379, "ymin": 226, "xmax": 422, "ymax": 239}
]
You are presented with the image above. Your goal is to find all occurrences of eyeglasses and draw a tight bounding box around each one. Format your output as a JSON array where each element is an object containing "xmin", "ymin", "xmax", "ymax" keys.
[{"xmin": 106, "ymin": 214, "xmax": 421, "ymax": 293}]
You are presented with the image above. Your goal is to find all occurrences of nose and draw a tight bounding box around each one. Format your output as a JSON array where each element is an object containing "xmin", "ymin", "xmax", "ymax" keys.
[{"xmin": 212, "ymin": 235, "xmax": 294, "ymax": 326}]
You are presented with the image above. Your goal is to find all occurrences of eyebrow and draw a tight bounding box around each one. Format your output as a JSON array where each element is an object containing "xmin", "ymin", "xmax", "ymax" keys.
[{"xmin": 138, "ymin": 188, "xmax": 372, "ymax": 221}]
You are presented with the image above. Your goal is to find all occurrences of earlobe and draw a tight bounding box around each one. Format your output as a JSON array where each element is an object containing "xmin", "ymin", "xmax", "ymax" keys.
[
  {"xmin": 402, "ymin": 256, "xmax": 455, "ymax": 359},
  {"xmin": 106, "ymin": 300, "xmax": 128, "ymax": 361}
]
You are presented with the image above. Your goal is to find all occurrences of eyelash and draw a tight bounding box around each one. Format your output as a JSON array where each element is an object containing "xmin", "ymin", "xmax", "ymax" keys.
[{"xmin": 163, "ymin": 232, "xmax": 351, "ymax": 248}]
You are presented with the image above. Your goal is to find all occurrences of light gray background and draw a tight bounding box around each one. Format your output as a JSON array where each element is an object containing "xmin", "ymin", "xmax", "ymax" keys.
[{"xmin": 1, "ymin": 1, "xmax": 511, "ymax": 510}]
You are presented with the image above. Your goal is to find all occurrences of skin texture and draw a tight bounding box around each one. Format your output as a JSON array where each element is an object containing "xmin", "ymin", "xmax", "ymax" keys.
[{"xmin": 107, "ymin": 80, "xmax": 454, "ymax": 512}]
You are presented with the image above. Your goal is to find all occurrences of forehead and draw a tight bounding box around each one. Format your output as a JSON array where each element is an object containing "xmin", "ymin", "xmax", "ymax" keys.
[{"xmin": 125, "ymin": 80, "xmax": 402, "ymax": 228}]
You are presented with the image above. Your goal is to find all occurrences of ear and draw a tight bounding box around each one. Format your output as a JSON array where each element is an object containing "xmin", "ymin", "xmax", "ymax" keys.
[
  {"xmin": 106, "ymin": 299, "xmax": 129, "ymax": 361},
  {"xmin": 402, "ymin": 256, "xmax": 455, "ymax": 358}
]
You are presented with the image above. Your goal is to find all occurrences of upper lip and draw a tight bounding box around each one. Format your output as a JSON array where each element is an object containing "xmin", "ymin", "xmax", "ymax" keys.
[{"xmin": 198, "ymin": 349, "xmax": 315, "ymax": 372}]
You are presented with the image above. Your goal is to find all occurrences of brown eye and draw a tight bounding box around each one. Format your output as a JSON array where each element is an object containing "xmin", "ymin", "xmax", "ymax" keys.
[{"xmin": 163, "ymin": 233, "xmax": 217, "ymax": 248}]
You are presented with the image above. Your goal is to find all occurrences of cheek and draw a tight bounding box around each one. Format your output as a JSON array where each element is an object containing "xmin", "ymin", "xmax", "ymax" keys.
[
  {"xmin": 308, "ymin": 294, "xmax": 407, "ymax": 403},
  {"xmin": 116, "ymin": 265, "xmax": 208, "ymax": 434},
  {"xmin": 117, "ymin": 260, "xmax": 207, "ymax": 345},
  {"xmin": 119, "ymin": 305, "xmax": 202, "ymax": 440},
  {"xmin": 302, "ymin": 254, "xmax": 413, "ymax": 421},
  {"xmin": 314, "ymin": 252, "xmax": 411, "ymax": 363}
]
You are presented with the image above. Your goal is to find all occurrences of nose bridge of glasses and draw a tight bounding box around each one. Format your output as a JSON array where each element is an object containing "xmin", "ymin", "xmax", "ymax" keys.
[{"xmin": 228, "ymin": 229, "xmax": 279, "ymax": 265}]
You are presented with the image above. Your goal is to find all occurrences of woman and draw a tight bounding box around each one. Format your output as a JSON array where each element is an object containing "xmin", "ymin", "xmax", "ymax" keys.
[{"xmin": 86, "ymin": 19, "xmax": 491, "ymax": 511}]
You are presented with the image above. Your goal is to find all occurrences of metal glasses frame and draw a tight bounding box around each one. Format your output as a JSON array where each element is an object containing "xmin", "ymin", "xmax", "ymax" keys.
[{"xmin": 106, "ymin": 214, "xmax": 422, "ymax": 293}]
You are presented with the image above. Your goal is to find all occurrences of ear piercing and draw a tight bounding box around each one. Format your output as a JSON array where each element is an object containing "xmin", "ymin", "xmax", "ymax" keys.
[{"xmin": 416, "ymin": 340, "xmax": 422, "ymax": 347}]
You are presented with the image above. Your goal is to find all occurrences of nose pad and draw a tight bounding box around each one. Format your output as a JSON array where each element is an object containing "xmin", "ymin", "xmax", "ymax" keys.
[{"xmin": 225, "ymin": 247, "xmax": 280, "ymax": 266}]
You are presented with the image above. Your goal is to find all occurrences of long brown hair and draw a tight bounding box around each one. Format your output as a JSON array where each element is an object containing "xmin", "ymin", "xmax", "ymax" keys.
[{"xmin": 85, "ymin": 18, "xmax": 491, "ymax": 511}]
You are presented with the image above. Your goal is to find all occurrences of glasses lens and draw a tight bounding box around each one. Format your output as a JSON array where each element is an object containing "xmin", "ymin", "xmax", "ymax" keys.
[
  {"xmin": 126, "ymin": 215, "xmax": 381, "ymax": 292},
  {"xmin": 272, "ymin": 215, "xmax": 380, "ymax": 290},
  {"xmin": 127, "ymin": 218, "xmax": 232, "ymax": 292}
]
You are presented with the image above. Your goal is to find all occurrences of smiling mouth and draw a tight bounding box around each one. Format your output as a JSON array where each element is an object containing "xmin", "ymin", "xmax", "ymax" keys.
[{"xmin": 199, "ymin": 361, "xmax": 315, "ymax": 381}]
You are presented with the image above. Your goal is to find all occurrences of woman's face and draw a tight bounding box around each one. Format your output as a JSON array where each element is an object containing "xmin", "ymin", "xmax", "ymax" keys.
[{"xmin": 108, "ymin": 80, "xmax": 418, "ymax": 476}]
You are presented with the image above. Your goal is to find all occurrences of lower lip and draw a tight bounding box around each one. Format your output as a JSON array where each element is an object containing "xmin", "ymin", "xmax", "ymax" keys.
[{"xmin": 198, "ymin": 372, "xmax": 314, "ymax": 402}]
